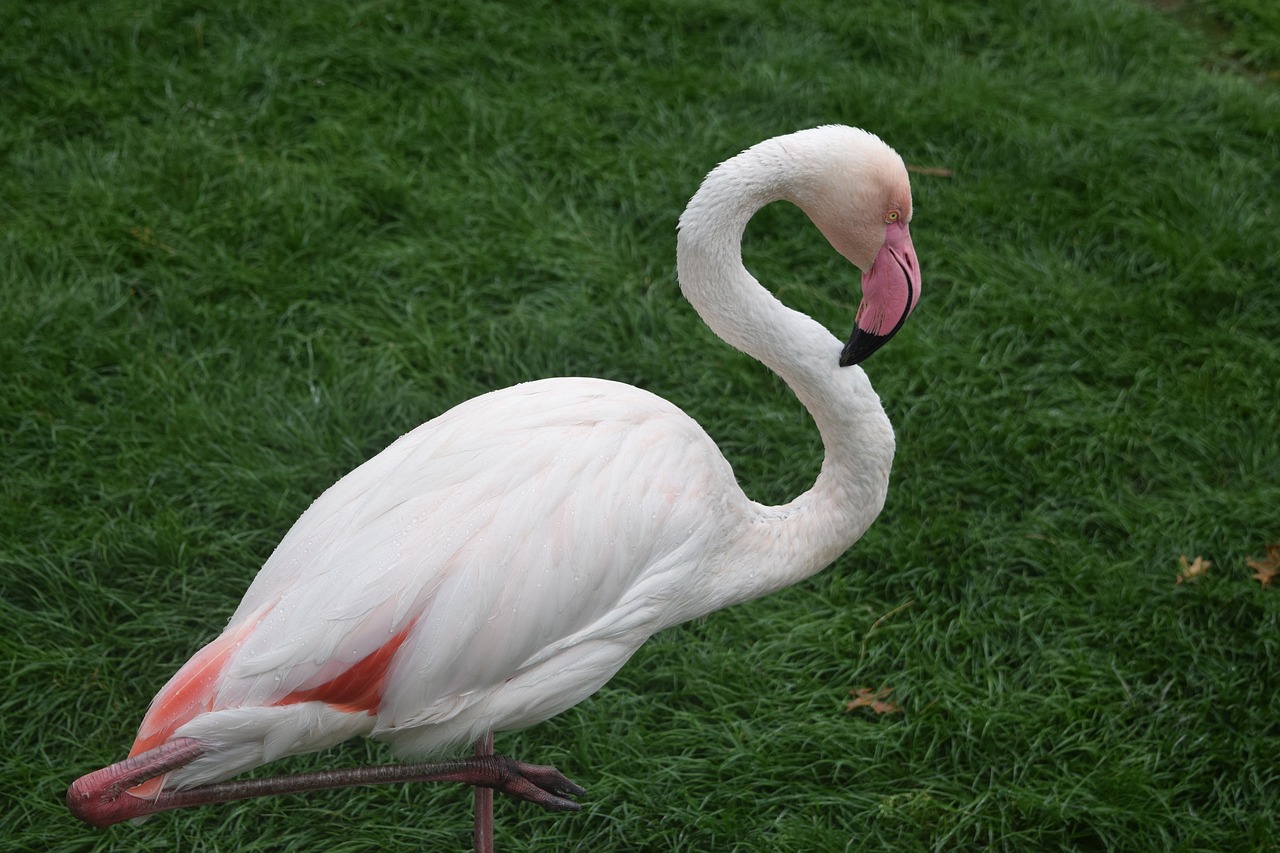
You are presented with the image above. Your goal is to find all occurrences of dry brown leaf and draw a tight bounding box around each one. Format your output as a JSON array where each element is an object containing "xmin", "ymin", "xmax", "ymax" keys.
[
  {"xmin": 1246, "ymin": 543, "xmax": 1280, "ymax": 589},
  {"xmin": 845, "ymin": 686, "xmax": 901, "ymax": 715},
  {"xmin": 906, "ymin": 164, "xmax": 954, "ymax": 178},
  {"xmin": 129, "ymin": 225, "xmax": 178, "ymax": 256},
  {"xmin": 1175, "ymin": 554, "xmax": 1212, "ymax": 585}
]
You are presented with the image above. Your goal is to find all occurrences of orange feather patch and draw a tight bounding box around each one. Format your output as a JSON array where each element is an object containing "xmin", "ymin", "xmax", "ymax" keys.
[
  {"xmin": 277, "ymin": 621, "xmax": 416, "ymax": 715},
  {"xmin": 128, "ymin": 620, "xmax": 259, "ymax": 760}
]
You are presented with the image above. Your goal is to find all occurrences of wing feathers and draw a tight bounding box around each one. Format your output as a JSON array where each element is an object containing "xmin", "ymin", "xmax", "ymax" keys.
[{"xmin": 185, "ymin": 378, "xmax": 735, "ymax": 745}]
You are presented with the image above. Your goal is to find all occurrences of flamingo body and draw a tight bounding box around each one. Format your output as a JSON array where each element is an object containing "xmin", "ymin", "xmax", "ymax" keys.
[{"xmin": 135, "ymin": 378, "xmax": 750, "ymax": 789}]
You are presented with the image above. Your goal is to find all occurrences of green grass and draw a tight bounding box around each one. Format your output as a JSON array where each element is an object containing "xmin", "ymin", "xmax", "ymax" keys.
[{"xmin": 4, "ymin": 0, "xmax": 1278, "ymax": 850}]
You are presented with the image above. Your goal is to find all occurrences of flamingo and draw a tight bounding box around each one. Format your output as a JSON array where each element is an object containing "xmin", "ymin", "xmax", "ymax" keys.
[{"xmin": 67, "ymin": 124, "xmax": 921, "ymax": 848}]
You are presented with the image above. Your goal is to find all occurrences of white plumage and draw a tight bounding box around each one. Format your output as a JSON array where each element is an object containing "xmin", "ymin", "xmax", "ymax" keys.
[
  {"xmin": 169, "ymin": 379, "xmax": 739, "ymax": 784},
  {"xmin": 68, "ymin": 124, "xmax": 922, "ymax": 831}
]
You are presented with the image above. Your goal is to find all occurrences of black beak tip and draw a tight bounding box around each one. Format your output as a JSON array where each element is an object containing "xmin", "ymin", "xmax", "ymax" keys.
[{"xmin": 840, "ymin": 329, "xmax": 891, "ymax": 367}]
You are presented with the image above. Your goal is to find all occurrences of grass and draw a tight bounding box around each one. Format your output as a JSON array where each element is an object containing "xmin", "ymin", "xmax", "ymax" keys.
[{"xmin": 3, "ymin": 0, "xmax": 1278, "ymax": 850}]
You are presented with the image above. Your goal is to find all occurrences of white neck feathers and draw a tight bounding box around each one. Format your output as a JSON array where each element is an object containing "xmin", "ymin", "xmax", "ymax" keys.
[{"xmin": 675, "ymin": 128, "xmax": 898, "ymax": 607}]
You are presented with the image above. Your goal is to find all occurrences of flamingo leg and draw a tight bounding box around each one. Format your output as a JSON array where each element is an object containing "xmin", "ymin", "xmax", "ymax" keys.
[
  {"xmin": 67, "ymin": 736, "xmax": 584, "ymax": 829},
  {"xmin": 473, "ymin": 731, "xmax": 495, "ymax": 853}
]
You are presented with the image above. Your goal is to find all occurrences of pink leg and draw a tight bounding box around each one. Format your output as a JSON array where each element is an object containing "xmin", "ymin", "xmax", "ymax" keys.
[
  {"xmin": 473, "ymin": 731, "xmax": 495, "ymax": 853},
  {"xmin": 67, "ymin": 736, "xmax": 585, "ymax": 829}
]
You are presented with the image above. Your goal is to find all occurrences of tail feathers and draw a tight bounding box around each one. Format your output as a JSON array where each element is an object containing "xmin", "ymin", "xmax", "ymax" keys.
[
  {"xmin": 129, "ymin": 617, "xmax": 264, "ymax": 759},
  {"xmin": 119, "ymin": 603, "xmax": 416, "ymax": 800},
  {"xmin": 135, "ymin": 704, "xmax": 374, "ymax": 793}
]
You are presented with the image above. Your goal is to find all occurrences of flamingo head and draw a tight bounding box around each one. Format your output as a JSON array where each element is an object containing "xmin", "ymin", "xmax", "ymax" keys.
[
  {"xmin": 839, "ymin": 215, "xmax": 920, "ymax": 366},
  {"xmin": 784, "ymin": 126, "xmax": 922, "ymax": 367}
]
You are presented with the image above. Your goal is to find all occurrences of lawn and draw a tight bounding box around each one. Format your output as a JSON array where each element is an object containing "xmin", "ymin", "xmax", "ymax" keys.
[{"xmin": 3, "ymin": 0, "xmax": 1278, "ymax": 850}]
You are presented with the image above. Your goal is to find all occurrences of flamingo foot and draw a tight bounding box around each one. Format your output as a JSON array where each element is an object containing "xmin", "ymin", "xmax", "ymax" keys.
[{"xmin": 473, "ymin": 754, "xmax": 585, "ymax": 811}]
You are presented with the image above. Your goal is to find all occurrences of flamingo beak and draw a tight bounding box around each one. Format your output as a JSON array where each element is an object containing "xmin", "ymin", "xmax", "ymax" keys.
[{"xmin": 839, "ymin": 220, "xmax": 921, "ymax": 367}]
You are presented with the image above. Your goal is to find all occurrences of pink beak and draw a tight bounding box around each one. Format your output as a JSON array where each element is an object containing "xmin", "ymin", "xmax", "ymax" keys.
[{"xmin": 839, "ymin": 219, "xmax": 921, "ymax": 366}]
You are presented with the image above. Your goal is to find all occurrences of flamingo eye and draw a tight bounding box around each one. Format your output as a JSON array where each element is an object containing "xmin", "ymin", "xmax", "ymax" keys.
[{"xmin": 884, "ymin": 210, "xmax": 900, "ymax": 223}]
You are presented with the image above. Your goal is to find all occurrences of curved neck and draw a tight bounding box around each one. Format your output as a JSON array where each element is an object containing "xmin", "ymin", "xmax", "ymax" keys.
[{"xmin": 675, "ymin": 143, "xmax": 896, "ymax": 609}]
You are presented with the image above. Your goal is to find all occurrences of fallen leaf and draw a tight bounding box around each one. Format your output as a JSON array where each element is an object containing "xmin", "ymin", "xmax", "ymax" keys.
[
  {"xmin": 1175, "ymin": 554, "xmax": 1212, "ymax": 585},
  {"xmin": 1246, "ymin": 543, "xmax": 1280, "ymax": 589},
  {"xmin": 845, "ymin": 686, "xmax": 901, "ymax": 715},
  {"xmin": 129, "ymin": 225, "xmax": 178, "ymax": 256},
  {"xmin": 906, "ymin": 164, "xmax": 954, "ymax": 178}
]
